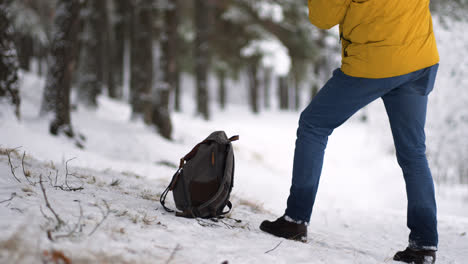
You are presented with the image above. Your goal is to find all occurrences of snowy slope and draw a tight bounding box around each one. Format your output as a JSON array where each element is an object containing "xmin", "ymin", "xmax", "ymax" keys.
[
  {"xmin": 2, "ymin": 13, "xmax": 468, "ymax": 263},
  {"xmin": 1, "ymin": 70, "xmax": 467, "ymax": 264}
]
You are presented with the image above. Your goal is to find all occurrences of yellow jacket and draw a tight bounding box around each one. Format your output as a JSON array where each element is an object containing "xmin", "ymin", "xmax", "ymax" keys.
[{"xmin": 308, "ymin": 0, "xmax": 439, "ymax": 78}]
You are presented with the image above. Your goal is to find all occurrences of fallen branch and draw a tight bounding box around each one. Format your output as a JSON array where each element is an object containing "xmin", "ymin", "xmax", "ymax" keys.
[
  {"xmin": 88, "ymin": 199, "xmax": 110, "ymax": 236},
  {"xmin": 6, "ymin": 147, "xmax": 21, "ymax": 183},
  {"xmin": 21, "ymin": 151, "xmax": 36, "ymax": 185},
  {"xmin": 165, "ymin": 244, "xmax": 181, "ymax": 264},
  {"xmin": 55, "ymin": 200, "xmax": 83, "ymax": 239},
  {"xmin": 0, "ymin": 192, "xmax": 16, "ymax": 203},
  {"xmin": 265, "ymin": 240, "xmax": 283, "ymax": 254},
  {"xmin": 52, "ymin": 158, "xmax": 83, "ymax": 191},
  {"xmin": 39, "ymin": 174, "xmax": 65, "ymax": 229}
]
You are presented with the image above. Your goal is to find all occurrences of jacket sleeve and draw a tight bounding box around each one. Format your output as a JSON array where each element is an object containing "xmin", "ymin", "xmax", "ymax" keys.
[{"xmin": 308, "ymin": 0, "xmax": 351, "ymax": 29}]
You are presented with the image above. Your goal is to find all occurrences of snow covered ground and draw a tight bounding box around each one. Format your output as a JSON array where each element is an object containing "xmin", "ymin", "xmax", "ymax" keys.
[
  {"xmin": 1, "ymin": 69, "xmax": 467, "ymax": 264},
  {"xmin": 2, "ymin": 14, "xmax": 468, "ymax": 264}
]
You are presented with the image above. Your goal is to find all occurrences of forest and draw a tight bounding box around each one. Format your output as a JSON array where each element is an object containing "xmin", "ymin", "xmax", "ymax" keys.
[
  {"xmin": 1, "ymin": 1, "xmax": 468, "ymax": 262},
  {"xmin": 1, "ymin": 0, "xmax": 336, "ymax": 141}
]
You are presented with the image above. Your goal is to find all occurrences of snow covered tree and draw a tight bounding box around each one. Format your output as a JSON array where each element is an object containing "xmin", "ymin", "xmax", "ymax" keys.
[
  {"xmin": 278, "ymin": 76, "xmax": 289, "ymax": 110},
  {"xmin": 129, "ymin": 0, "xmax": 153, "ymax": 121},
  {"xmin": 40, "ymin": 0, "xmax": 83, "ymax": 139},
  {"xmin": 194, "ymin": 0, "xmax": 213, "ymax": 120},
  {"xmin": 248, "ymin": 55, "xmax": 261, "ymax": 114},
  {"xmin": 77, "ymin": 0, "xmax": 102, "ymax": 108},
  {"xmin": 77, "ymin": 0, "xmax": 115, "ymax": 106},
  {"xmin": 111, "ymin": 0, "xmax": 131, "ymax": 99},
  {"xmin": 0, "ymin": 1, "xmax": 20, "ymax": 119},
  {"xmin": 163, "ymin": 0, "xmax": 181, "ymax": 112}
]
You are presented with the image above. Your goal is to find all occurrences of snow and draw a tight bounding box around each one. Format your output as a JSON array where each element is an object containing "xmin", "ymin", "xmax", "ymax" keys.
[
  {"xmin": 1, "ymin": 69, "xmax": 467, "ymax": 263},
  {"xmin": 2, "ymin": 14, "xmax": 468, "ymax": 264}
]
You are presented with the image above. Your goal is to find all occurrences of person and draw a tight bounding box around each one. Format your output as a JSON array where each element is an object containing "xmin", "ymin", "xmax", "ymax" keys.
[{"xmin": 259, "ymin": 0, "xmax": 439, "ymax": 263}]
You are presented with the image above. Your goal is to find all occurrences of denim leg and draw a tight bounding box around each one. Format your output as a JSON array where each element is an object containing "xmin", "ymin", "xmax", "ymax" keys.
[
  {"xmin": 285, "ymin": 69, "xmax": 394, "ymax": 222},
  {"xmin": 381, "ymin": 66, "xmax": 438, "ymax": 248}
]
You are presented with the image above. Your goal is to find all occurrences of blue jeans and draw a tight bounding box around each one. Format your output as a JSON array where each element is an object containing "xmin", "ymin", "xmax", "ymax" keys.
[{"xmin": 285, "ymin": 65, "xmax": 439, "ymax": 249}]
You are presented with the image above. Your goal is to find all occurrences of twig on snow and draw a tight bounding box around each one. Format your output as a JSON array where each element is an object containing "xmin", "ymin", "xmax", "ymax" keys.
[
  {"xmin": 55, "ymin": 200, "xmax": 84, "ymax": 239},
  {"xmin": 265, "ymin": 240, "xmax": 283, "ymax": 254},
  {"xmin": 165, "ymin": 244, "xmax": 181, "ymax": 264},
  {"xmin": 0, "ymin": 192, "xmax": 16, "ymax": 203},
  {"xmin": 88, "ymin": 199, "xmax": 110, "ymax": 236},
  {"xmin": 52, "ymin": 158, "xmax": 83, "ymax": 191},
  {"xmin": 21, "ymin": 151, "xmax": 36, "ymax": 185},
  {"xmin": 6, "ymin": 147, "xmax": 21, "ymax": 183},
  {"xmin": 39, "ymin": 174, "xmax": 65, "ymax": 229}
]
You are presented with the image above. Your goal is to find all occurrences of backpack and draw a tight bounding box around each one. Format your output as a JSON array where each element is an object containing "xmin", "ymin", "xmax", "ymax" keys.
[{"xmin": 160, "ymin": 131, "xmax": 239, "ymax": 218}]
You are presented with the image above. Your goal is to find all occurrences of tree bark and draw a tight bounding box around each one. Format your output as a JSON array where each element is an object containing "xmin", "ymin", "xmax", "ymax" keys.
[
  {"xmin": 112, "ymin": 0, "xmax": 130, "ymax": 99},
  {"xmin": 263, "ymin": 67, "xmax": 272, "ymax": 109},
  {"xmin": 165, "ymin": 0, "xmax": 181, "ymax": 112},
  {"xmin": 98, "ymin": 0, "xmax": 116, "ymax": 99},
  {"xmin": 40, "ymin": 0, "xmax": 83, "ymax": 137},
  {"xmin": 248, "ymin": 59, "xmax": 260, "ymax": 114},
  {"xmin": 217, "ymin": 69, "xmax": 226, "ymax": 110},
  {"xmin": 194, "ymin": 0, "xmax": 212, "ymax": 120},
  {"xmin": 15, "ymin": 34, "xmax": 33, "ymax": 71},
  {"xmin": 129, "ymin": 0, "xmax": 153, "ymax": 122},
  {"xmin": 0, "ymin": 2, "xmax": 20, "ymax": 119},
  {"xmin": 77, "ymin": 0, "xmax": 101, "ymax": 108},
  {"xmin": 278, "ymin": 76, "xmax": 289, "ymax": 110}
]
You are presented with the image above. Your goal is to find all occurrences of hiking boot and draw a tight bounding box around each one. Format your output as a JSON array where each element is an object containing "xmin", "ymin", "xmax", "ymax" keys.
[
  {"xmin": 393, "ymin": 247, "xmax": 436, "ymax": 264},
  {"xmin": 260, "ymin": 216, "xmax": 307, "ymax": 242}
]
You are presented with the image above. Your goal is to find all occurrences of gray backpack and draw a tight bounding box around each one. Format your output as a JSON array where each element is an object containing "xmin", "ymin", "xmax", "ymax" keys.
[{"xmin": 160, "ymin": 131, "xmax": 238, "ymax": 218}]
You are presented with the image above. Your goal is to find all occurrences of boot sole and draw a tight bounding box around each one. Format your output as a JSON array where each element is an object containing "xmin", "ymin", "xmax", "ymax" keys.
[{"xmin": 260, "ymin": 224, "xmax": 307, "ymax": 242}]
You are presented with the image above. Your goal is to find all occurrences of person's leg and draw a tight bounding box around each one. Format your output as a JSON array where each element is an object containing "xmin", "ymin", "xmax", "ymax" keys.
[
  {"xmin": 284, "ymin": 69, "xmax": 400, "ymax": 223},
  {"xmin": 382, "ymin": 65, "xmax": 439, "ymax": 249}
]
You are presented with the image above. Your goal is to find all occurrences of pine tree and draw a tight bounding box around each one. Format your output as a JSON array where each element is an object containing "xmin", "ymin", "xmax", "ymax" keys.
[
  {"xmin": 194, "ymin": 0, "xmax": 213, "ymax": 120},
  {"xmin": 77, "ymin": 0, "xmax": 102, "ymax": 108},
  {"xmin": 129, "ymin": 0, "xmax": 153, "ymax": 121},
  {"xmin": 40, "ymin": 0, "xmax": 83, "ymax": 141},
  {"xmin": 0, "ymin": 1, "xmax": 20, "ymax": 119}
]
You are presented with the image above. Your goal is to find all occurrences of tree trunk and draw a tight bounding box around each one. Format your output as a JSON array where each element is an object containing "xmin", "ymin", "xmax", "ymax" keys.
[
  {"xmin": 112, "ymin": 0, "xmax": 130, "ymax": 99},
  {"xmin": 278, "ymin": 76, "xmax": 289, "ymax": 110},
  {"xmin": 151, "ymin": 3, "xmax": 180, "ymax": 140},
  {"xmin": 194, "ymin": 0, "xmax": 212, "ymax": 120},
  {"xmin": 311, "ymin": 83, "xmax": 319, "ymax": 99},
  {"xmin": 165, "ymin": 0, "xmax": 181, "ymax": 112},
  {"xmin": 311, "ymin": 29, "xmax": 327, "ymax": 101},
  {"xmin": 0, "ymin": 2, "xmax": 20, "ymax": 119},
  {"xmin": 99, "ymin": 0, "xmax": 116, "ymax": 99},
  {"xmin": 15, "ymin": 34, "xmax": 33, "ymax": 71},
  {"xmin": 293, "ymin": 72, "xmax": 301, "ymax": 111},
  {"xmin": 263, "ymin": 67, "xmax": 272, "ymax": 109},
  {"xmin": 151, "ymin": 89, "xmax": 172, "ymax": 139},
  {"xmin": 217, "ymin": 69, "xmax": 226, "ymax": 110},
  {"xmin": 248, "ymin": 60, "xmax": 260, "ymax": 114},
  {"xmin": 40, "ymin": 0, "xmax": 83, "ymax": 138},
  {"xmin": 129, "ymin": 0, "xmax": 153, "ymax": 122},
  {"xmin": 77, "ymin": 0, "xmax": 101, "ymax": 108}
]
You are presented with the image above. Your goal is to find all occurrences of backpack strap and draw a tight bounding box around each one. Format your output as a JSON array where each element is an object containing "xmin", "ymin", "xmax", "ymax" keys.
[
  {"xmin": 160, "ymin": 168, "xmax": 183, "ymax": 213},
  {"xmin": 219, "ymin": 200, "xmax": 232, "ymax": 215}
]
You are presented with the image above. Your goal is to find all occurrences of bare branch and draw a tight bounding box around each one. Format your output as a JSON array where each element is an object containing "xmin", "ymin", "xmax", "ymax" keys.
[
  {"xmin": 21, "ymin": 151, "xmax": 35, "ymax": 185},
  {"xmin": 165, "ymin": 244, "xmax": 181, "ymax": 264},
  {"xmin": 54, "ymin": 169, "xmax": 59, "ymax": 187},
  {"xmin": 88, "ymin": 199, "xmax": 110, "ymax": 236},
  {"xmin": 265, "ymin": 240, "xmax": 283, "ymax": 254},
  {"xmin": 39, "ymin": 205, "xmax": 54, "ymax": 222},
  {"xmin": 64, "ymin": 157, "xmax": 77, "ymax": 188},
  {"xmin": 39, "ymin": 174, "xmax": 65, "ymax": 229},
  {"xmin": 53, "ymin": 157, "xmax": 83, "ymax": 191},
  {"xmin": 0, "ymin": 192, "xmax": 16, "ymax": 203},
  {"xmin": 6, "ymin": 148, "xmax": 21, "ymax": 183},
  {"xmin": 55, "ymin": 200, "xmax": 83, "ymax": 239}
]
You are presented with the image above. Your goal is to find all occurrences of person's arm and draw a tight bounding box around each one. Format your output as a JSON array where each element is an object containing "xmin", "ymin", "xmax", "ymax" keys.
[{"xmin": 308, "ymin": 0, "xmax": 351, "ymax": 29}]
